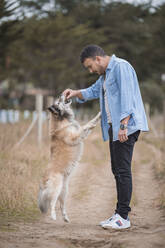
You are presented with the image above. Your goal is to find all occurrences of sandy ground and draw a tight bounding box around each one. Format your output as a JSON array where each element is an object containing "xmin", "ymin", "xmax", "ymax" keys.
[{"xmin": 0, "ymin": 130, "xmax": 165, "ymax": 248}]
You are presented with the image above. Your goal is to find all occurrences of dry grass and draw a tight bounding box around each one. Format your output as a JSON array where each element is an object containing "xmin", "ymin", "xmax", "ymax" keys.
[{"xmin": 0, "ymin": 121, "xmax": 50, "ymax": 223}]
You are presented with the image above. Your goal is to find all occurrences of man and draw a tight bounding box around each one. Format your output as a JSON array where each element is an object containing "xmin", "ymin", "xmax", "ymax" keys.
[{"xmin": 63, "ymin": 44, "xmax": 149, "ymax": 229}]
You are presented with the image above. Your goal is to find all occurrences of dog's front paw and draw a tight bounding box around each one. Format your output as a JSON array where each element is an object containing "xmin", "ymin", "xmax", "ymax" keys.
[
  {"xmin": 88, "ymin": 112, "xmax": 101, "ymax": 129},
  {"xmin": 93, "ymin": 112, "xmax": 101, "ymax": 123},
  {"xmin": 96, "ymin": 111, "xmax": 101, "ymax": 119},
  {"xmin": 89, "ymin": 123, "xmax": 97, "ymax": 129}
]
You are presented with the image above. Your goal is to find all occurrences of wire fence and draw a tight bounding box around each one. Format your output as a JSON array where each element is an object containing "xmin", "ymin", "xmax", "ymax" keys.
[{"xmin": 0, "ymin": 109, "xmax": 47, "ymax": 124}]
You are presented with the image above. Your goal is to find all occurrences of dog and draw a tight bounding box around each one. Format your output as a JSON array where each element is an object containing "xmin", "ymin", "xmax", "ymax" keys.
[{"xmin": 38, "ymin": 95, "xmax": 101, "ymax": 222}]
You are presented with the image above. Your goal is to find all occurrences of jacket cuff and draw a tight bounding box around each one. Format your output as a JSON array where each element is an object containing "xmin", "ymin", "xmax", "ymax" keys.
[
  {"xmin": 76, "ymin": 89, "xmax": 88, "ymax": 103},
  {"xmin": 120, "ymin": 112, "xmax": 132, "ymax": 122},
  {"xmin": 76, "ymin": 97, "xmax": 86, "ymax": 103}
]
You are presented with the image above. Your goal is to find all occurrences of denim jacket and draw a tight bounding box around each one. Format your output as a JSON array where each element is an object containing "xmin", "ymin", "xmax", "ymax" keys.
[{"xmin": 77, "ymin": 54, "xmax": 149, "ymax": 141}]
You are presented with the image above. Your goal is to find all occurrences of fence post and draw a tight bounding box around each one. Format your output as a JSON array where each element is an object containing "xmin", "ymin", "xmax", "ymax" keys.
[{"xmin": 36, "ymin": 94, "xmax": 43, "ymax": 147}]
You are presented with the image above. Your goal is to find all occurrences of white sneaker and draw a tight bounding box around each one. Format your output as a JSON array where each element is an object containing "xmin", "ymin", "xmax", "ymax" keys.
[
  {"xmin": 99, "ymin": 213, "xmax": 116, "ymax": 226},
  {"xmin": 102, "ymin": 214, "xmax": 131, "ymax": 229}
]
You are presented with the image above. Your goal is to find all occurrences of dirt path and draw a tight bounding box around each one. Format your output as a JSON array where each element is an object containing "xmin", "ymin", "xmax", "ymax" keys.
[{"xmin": 0, "ymin": 132, "xmax": 165, "ymax": 248}]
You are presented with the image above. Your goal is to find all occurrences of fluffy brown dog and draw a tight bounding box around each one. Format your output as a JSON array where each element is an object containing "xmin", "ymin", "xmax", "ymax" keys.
[{"xmin": 38, "ymin": 95, "xmax": 101, "ymax": 222}]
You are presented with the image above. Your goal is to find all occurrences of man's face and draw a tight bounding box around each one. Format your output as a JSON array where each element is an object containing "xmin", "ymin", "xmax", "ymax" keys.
[{"xmin": 83, "ymin": 57, "xmax": 105, "ymax": 75}]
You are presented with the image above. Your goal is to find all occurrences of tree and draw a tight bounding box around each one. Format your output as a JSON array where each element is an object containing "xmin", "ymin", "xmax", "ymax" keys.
[
  {"xmin": 8, "ymin": 14, "xmax": 106, "ymax": 94},
  {"xmin": 0, "ymin": 0, "xmax": 21, "ymax": 80}
]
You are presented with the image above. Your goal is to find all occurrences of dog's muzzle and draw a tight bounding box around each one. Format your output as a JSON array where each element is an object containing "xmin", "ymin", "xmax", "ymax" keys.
[{"xmin": 48, "ymin": 105, "xmax": 60, "ymax": 115}]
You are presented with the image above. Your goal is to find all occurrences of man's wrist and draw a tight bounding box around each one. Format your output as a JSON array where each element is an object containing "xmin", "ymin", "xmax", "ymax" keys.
[
  {"xmin": 77, "ymin": 90, "xmax": 83, "ymax": 100},
  {"xmin": 120, "ymin": 123, "xmax": 127, "ymax": 130},
  {"xmin": 120, "ymin": 115, "xmax": 130, "ymax": 130}
]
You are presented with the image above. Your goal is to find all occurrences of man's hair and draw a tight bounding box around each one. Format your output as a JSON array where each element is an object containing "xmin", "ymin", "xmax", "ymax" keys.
[{"xmin": 80, "ymin": 44, "xmax": 106, "ymax": 64}]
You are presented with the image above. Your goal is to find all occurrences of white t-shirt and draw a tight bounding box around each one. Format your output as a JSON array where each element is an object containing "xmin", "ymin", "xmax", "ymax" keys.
[{"xmin": 103, "ymin": 80, "xmax": 112, "ymax": 124}]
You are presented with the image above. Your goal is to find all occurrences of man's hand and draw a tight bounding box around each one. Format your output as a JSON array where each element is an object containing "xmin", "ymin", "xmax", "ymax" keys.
[
  {"xmin": 118, "ymin": 128, "xmax": 128, "ymax": 143},
  {"xmin": 118, "ymin": 115, "xmax": 130, "ymax": 142},
  {"xmin": 63, "ymin": 89, "xmax": 83, "ymax": 100}
]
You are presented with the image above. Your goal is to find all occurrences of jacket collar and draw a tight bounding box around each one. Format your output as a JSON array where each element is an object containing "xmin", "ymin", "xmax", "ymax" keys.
[
  {"xmin": 106, "ymin": 54, "xmax": 116, "ymax": 71},
  {"xmin": 100, "ymin": 54, "xmax": 116, "ymax": 81}
]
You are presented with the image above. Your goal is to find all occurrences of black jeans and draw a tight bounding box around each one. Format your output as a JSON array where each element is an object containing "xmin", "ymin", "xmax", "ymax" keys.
[{"xmin": 109, "ymin": 124, "xmax": 140, "ymax": 219}]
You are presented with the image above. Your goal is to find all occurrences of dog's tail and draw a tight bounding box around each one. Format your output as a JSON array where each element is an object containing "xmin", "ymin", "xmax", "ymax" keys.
[{"xmin": 38, "ymin": 185, "xmax": 50, "ymax": 214}]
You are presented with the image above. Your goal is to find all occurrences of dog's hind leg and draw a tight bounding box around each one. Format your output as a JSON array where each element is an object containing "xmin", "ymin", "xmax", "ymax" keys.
[
  {"xmin": 50, "ymin": 174, "xmax": 63, "ymax": 221},
  {"xmin": 59, "ymin": 176, "xmax": 70, "ymax": 222}
]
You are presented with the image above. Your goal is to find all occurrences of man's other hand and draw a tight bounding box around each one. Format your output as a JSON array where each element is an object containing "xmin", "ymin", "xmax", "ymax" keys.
[{"xmin": 118, "ymin": 129, "xmax": 128, "ymax": 143}]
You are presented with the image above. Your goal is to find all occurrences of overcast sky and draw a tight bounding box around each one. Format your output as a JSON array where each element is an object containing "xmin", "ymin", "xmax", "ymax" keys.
[
  {"xmin": 2, "ymin": 0, "xmax": 165, "ymax": 23},
  {"xmin": 107, "ymin": 0, "xmax": 165, "ymax": 5}
]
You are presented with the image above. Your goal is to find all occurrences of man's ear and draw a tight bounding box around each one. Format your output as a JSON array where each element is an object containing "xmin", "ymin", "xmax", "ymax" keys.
[{"xmin": 95, "ymin": 56, "xmax": 101, "ymax": 64}]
